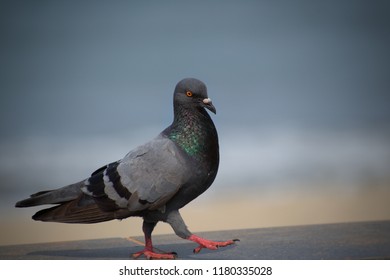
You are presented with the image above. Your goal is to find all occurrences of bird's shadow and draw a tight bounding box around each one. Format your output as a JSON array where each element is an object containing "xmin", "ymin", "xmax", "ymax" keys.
[{"xmin": 26, "ymin": 242, "xmax": 236, "ymax": 260}]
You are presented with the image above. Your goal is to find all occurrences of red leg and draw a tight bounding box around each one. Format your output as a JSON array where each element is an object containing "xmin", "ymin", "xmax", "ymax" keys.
[
  {"xmin": 132, "ymin": 221, "xmax": 177, "ymax": 260},
  {"xmin": 132, "ymin": 236, "xmax": 177, "ymax": 259},
  {"xmin": 187, "ymin": 234, "xmax": 239, "ymax": 254}
]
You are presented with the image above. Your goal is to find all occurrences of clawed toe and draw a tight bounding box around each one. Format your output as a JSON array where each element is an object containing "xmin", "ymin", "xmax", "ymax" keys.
[
  {"xmin": 132, "ymin": 249, "xmax": 177, "ymax": 260},
  {"xmin": 189, "ymin": 234, "xmax": 239, "ymax": 254}
]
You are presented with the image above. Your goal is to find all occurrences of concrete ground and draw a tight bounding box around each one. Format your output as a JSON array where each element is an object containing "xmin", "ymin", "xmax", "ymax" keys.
[{"xmin": 1, "ymin": 220, "xmax": 389, "ymax": 260}]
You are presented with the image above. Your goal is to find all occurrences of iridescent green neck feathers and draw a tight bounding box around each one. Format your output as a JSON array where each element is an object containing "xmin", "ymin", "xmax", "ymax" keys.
[{"xmin": 167, "ymin": 109, "xmax": 217, "ymax": 158}]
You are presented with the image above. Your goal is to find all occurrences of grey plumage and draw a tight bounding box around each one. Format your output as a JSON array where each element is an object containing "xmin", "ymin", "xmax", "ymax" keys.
[{"xmin": 16, "ymin": 78, "xmax": 237, "ymax": 258}]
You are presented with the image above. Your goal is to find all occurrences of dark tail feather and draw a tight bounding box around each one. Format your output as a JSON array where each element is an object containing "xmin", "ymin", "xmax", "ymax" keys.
[
  {"xmin": 15, "ymin": 180, "xmax": 120, "ymax": 224},
  {"xmin": 32, "ymin": 194, "xmax": 116, "ymax": 224},
  {"xmin": 15, "ymin": 181, "xmax": 85, "ymax": 208}
]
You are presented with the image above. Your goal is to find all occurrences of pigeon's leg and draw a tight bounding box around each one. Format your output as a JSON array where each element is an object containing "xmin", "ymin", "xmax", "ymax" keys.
[
  {"xmin": 167, "ymin": 210, "xmax": 238, "ymax": 254},
  {"xmin": 132, "ymin": 220, "xmax": 177, "ymax": 259},
  {"xmin": 187, "ymin": 234, "xmax": 239, "ymax": 254}
]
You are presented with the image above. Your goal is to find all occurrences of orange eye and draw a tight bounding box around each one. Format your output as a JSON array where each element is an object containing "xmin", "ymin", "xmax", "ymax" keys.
[{"xmin": 186, "ymin": 91, "xmax": 193, "ymax": 97}]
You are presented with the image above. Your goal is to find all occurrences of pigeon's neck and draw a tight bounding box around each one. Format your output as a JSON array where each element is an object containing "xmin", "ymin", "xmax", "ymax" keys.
[{"xmin": 165, "ymin": 107, "xmax": 219, "ymax": 162}]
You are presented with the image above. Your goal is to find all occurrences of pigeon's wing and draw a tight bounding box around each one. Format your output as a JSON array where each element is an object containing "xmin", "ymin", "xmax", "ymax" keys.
[{"xmin": 82, "ymin": 135, "xmax": 189, "ymax": 213}]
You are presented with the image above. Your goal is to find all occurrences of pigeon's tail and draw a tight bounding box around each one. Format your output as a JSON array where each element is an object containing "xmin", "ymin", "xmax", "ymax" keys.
[
  {"xmin": 15, "ymin": 181, "xmax": 117, "ymax": 224},
  {"xmin": 15, "ymin": 181, "xmax": 85, "ymax": 208},
  {"xmin": 31, "ymin": 195, "xmax": 117, "ymax": 223}
]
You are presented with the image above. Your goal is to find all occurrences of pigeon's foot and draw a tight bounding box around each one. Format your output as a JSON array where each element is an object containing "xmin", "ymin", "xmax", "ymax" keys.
[
  {"xmin": 188, "ymin": 234, "xmax": 239, "ymax": 254},
  {"xmin": 132, "ymin": 248, "xmax": 177, "ymax": 260}
]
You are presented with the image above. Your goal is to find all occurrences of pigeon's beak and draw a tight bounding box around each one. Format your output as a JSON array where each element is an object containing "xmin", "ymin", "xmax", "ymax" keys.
[{"xmin": 202, "ymin": 98, "xmax": 216, "ymax": 114}]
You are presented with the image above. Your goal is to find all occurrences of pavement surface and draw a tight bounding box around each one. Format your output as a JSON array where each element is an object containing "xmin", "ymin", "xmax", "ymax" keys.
[{"xmin": 1, "ymin": 220, "xmax": 389, "ymax": 260}]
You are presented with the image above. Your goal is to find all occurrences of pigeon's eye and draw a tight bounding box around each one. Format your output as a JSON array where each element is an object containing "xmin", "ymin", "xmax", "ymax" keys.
[{"xmin": 186, "ymin": 91, "xmax": 193, "ymax": 97}]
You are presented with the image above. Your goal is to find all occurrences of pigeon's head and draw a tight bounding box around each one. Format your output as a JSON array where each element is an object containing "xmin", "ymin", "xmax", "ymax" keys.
[{"xmin": 173, "ymin": 78, "xmax": 216, "ymax": 114}]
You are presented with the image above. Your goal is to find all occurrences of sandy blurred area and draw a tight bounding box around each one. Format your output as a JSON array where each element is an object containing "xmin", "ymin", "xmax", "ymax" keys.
[{"xmin": 1, "ymin": 185, "xmax": 389, "ymax": 246}]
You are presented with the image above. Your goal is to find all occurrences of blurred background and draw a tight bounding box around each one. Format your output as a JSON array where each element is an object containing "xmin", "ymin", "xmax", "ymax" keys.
[{"xmin": 1, "ymin": 0, "xmax": 389, "ymax": 245}]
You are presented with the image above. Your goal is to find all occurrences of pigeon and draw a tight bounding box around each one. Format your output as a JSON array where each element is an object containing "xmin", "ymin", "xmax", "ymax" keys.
[{"xmin": 15, "ymin": 78, "xmax": 238, "ymax": 259}]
